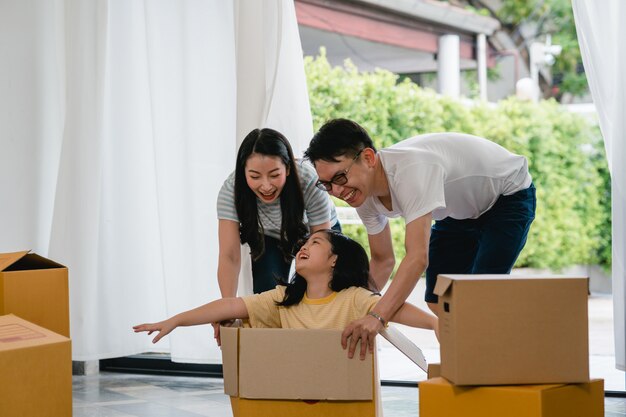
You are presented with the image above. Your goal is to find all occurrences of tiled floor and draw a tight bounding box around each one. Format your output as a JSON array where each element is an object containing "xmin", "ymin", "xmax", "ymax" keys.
[{"xmin": 73, "ymin": 371, "xmax": 626, "ymax": 417}]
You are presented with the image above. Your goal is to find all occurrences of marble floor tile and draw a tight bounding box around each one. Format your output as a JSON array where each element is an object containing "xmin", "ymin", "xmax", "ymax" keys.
[{"xmin": 73, "ymin": 372, "xmax": 626, "ymax": 417}]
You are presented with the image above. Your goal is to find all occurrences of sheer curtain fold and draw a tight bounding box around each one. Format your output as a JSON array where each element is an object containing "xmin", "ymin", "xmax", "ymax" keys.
[
  {"xmin": 1, "ymin": 0, "xmax": 312, "ymax": 362},
  {"xmin": 572, "ymin": 0, "xmax": 626, "ymax": 371},
  {"xmin": 234, "ymin": 0, "xmax": 313, "ymax": 156}
]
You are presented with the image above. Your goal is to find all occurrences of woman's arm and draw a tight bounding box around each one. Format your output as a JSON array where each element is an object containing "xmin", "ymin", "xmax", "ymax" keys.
[
  {"xmin": 217, "ymin": 219, "xmax": 242, "ymax": 298},
  {"xmin": 133, "ymin": 297, "xmax": 249, "ymax": 344},
  {"xmin": 310, "ymin": 221, "xmax": 331, "ymax": 233}
]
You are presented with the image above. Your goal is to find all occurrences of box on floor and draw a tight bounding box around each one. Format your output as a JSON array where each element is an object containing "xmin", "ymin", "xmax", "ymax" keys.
[
  {"xmin": 419, "ymin": 377, "xmax": 604, "ymax": 417},
  {"xmin": 0, "ymin": 250, "xmax": 70, "ymax": 337},
  {"xmin": 221, "ymin": 326, "xmax": 380, "ymax": 417},
  {"xmin": 0, "ymin": 314, "xmax": 72, "ymax": 417},
  {"xmin": 435, "ymin": 274, "xmax": 589, "ymax": 385}
]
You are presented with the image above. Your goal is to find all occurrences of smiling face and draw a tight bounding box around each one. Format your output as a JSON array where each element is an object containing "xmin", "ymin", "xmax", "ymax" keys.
[
  {"xmin": 314, "ymin": 151, "xmax": 373, "ymax": 207},
  {"xmin": 295, "ymin": 231, "xmax": 337, "ymax": 277},
  {"xmin": 244, "ymin": 153, "xmax": 289, "ymax": 203}
]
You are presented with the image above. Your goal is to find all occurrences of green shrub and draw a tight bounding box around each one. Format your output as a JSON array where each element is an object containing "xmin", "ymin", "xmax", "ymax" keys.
[{"xmin": 306, "ymin": 50, "xmax": 611, "ymax": 272}]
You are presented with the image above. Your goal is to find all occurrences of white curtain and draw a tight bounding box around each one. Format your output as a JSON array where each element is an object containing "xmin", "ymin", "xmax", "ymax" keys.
[
  {"xmin": 0, "ymin": 0, "xmax": 312, "ymax": 363},
  {"xmin": 572, "ymin": 0, "xmax": 626, "ymax": 371}
]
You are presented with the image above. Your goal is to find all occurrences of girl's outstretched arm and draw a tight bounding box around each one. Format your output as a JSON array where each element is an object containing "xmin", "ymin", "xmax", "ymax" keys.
[
  {"xmin": 133, "ymin": 297, "xmax": 248, "ymax": 344},
  {"xmin": 390, "ymin": 302, "xmax": 439, "ymax": 341}
]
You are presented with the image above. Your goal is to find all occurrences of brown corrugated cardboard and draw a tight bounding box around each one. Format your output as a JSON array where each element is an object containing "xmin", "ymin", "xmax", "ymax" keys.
[
  {"xmin": 0, "ymin": 314, "xmax": 72, "ymax": 417},
  {"xmin": 427, "ymin": 363, "xmax": 441, "ymax": 379},
  {"xmin": 419, "ymin": 377, "xmax": 604, "ymax": 417},
  {"xmin": 229, "ymin": 397, "xmax": 375, "ymax": 417},
  {"xmin": 0, "ymin": 251, "xmax": 70, "ymax": 337},
  {"xmin": 435, "ymin": 274, "xmax": 589, "ymax": 385},
  {"xmin": 221, "ymin": 326, "xmax": 377, "ymax": 416}
]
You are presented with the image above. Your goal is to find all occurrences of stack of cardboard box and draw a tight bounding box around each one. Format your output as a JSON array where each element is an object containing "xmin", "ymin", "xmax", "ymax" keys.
[
  {"xmin": 419, "ymin": 274, "xmax": 604, "ymax": 417},
  {"xmin": 0, "ymin": 251, "xmax": 72, "ymax": 417}
]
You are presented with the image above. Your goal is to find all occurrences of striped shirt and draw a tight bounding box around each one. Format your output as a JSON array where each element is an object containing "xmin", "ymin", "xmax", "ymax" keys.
[{"xmin": 217, "ymin": 160, "xmax": 338, "ymax": 240}]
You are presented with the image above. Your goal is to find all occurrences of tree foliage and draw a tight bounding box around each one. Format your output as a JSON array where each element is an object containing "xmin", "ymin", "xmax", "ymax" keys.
[
  {"xmin": 305, "ymin": 51, "xmax": 610, "ymax": 272},
  {"xmin": 463, "ymin": 0, "xmax": 587, "ymax": 99}
]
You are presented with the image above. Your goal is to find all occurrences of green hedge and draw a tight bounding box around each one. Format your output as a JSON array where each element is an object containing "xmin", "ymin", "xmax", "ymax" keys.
[{"xmin": 306, "ymin": 50, "xmax": 611, "ymax": 271}]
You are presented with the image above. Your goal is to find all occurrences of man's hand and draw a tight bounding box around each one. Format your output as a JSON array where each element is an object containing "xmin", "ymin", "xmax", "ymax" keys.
[{"xmin": 341, "ymin": 314, "xmax": 383, "ymax": 360}]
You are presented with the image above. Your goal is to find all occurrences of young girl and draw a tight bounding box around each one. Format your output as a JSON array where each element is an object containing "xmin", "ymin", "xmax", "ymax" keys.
[
  {"xmin": 134, "ymin": 230, "xmax": 438, "ymax": 351},
  {"xmin": 217, "ymin": 128, "xmax": 340, "ymax": 297}
]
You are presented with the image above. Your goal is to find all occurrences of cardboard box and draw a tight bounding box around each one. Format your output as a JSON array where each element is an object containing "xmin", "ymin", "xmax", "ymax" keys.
[
  {"xmin": 0, "ymin": 314, "xmax": 72, "ymax": 417},
  {"xmin": 0, "ymin": 250, "xmax": 70, "ymax": 337},
  {"xmin": 427, "ymin": 363, "xmax": 441, "ymax": 379},
  {"xmin": 435, "ymin": 274, "xmax": 589, "ymax": 385},
  {"xmin": 221, "ymin": 327, "xmax": 378, "ymax": 417},
  {"xmin": 419, "ymin": 377, "xmax": 604, "ymax": 417}
]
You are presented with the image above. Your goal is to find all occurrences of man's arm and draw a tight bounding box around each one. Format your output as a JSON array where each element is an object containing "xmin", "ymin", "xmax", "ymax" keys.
[
  {"xmin": 368, "ymin": 222, "xmax": 395, "ymax": 292},
  {"xmin": 370, "ymin": 213, "xmax": 431, "ymax": 323},
  {"xmin": 342, "ymin": 213, "xmax": 432, "ymax": 359}
]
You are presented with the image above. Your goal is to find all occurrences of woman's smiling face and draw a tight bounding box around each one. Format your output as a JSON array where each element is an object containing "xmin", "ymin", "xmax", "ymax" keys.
[{"xmin": 244, "ymin": 153, "xmax": 289, "ymax": 203}]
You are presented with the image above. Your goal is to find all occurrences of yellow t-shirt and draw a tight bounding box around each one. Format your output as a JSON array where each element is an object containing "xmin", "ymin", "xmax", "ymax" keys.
[{"xmin": 242, "ymin": 286, "xmax": 380, "ymax": 329}]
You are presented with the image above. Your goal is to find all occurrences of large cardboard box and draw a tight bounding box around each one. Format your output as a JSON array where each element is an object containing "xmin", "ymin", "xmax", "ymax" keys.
[
  {"xmin": 221, "ymin": 326, "xmax": 378, "ymax": 417},
  {"xmin": 0, "ymin": 250, "xmax": 70, "ymax": 337},
  {"xmin": 419, "ymin": 377, "xmax": 604, "ymax": 417},
  {"xmin": 435, "ymin": 274, "xmax": 589, "ymax": 385},
  {"xmin": 0, "ymin": 314, "xmax": 72, "ymax": 417}
]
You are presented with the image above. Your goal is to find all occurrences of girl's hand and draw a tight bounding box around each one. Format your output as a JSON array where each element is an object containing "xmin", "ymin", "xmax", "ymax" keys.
[
  {"xmin": 133, "ymin": 320, "xmax": 176, "ymax": 344},
  {"xmin": 212, "ymin": 319, "xmax": 236, "ymax": 347}
]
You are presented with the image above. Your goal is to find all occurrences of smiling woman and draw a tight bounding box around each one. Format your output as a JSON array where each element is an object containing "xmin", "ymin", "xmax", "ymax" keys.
[
  {"xmin": 244, "ymin": 153, "xmax": 289, "ymax": 203},
  {"xmin": 215, "ymin": 128, "xmax": 341, "ymax": 310}
]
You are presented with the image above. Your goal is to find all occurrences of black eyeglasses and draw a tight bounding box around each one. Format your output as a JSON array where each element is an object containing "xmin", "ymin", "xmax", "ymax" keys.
[{"xmin": 315, "ymin": 150, "xmax": 363, "ymax": 192}]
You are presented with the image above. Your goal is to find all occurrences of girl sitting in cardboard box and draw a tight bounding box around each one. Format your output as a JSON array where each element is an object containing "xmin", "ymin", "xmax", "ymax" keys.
[{"xmin": 134, "ymin": 230, "xmax": 438, "ymax": 356}]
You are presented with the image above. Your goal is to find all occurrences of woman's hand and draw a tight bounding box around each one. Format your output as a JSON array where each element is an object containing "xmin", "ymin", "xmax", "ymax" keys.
[
  {"xmin": 133, "ymin": 319, "xmax": 176, "ymax": 344},
  {"xmin": 341, "ymin": 314, "xmax": 383, "ymax": 360}
]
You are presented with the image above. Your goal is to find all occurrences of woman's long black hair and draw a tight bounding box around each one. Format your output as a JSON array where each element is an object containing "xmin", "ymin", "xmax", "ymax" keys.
[
  {"xmin": 234, "ymin": 128, "xmax": 307, "ymax": 261},
  {"xmin": 277, "ymin": 230, "xmax": 373, "ymax": 307}
]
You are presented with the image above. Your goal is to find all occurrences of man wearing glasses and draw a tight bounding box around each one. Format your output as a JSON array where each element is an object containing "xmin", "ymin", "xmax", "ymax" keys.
[{"xmin": 304, "ymin": 118, "xmax": 535, "ymax": 360}]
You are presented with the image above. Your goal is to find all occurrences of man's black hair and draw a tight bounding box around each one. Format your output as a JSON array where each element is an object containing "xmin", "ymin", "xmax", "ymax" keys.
[{"xmin": 304, "ymin": 119, "xmax": 376, "ymax": 163}]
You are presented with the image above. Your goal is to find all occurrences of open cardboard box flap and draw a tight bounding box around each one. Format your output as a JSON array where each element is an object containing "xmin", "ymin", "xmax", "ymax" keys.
[
  {"xmin": 0, "ymin": 251, "xmax": 30, "ymax": 272},
  {"xmin": 0, "ymin": 251, "xmax": 70, "ymax": 337},
  {"xmin": 379, "ymin": 325, "xmax": 428, "ymax": 372}
]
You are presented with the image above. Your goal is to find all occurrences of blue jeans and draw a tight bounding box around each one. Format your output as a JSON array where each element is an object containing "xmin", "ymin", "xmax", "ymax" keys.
[
  {"xmin": 425, "ymin": 183, "xmax": 536, "ymax": 303},
  {"xmin": 251, "ymin": 222, "xmax": 342, "ymax": 293}
]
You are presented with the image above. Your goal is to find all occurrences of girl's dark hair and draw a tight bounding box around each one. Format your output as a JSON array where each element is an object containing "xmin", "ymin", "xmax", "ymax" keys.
[
  {"xmin": 234, "ymin": 128, "xmax": 308, "ymax": 261},
  {"xmin": 277, "ymin": 230, "xmax": 373, "ymax": 307},
  {"xmin": 304, "ymin": 118, "xmax": 376, "ymax": 163}
]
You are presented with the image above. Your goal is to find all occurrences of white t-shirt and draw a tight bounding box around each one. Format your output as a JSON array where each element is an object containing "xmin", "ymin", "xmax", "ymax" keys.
[{"xmin": 356, "ymin": 133, "xmax": 532, "ymax": 235}]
